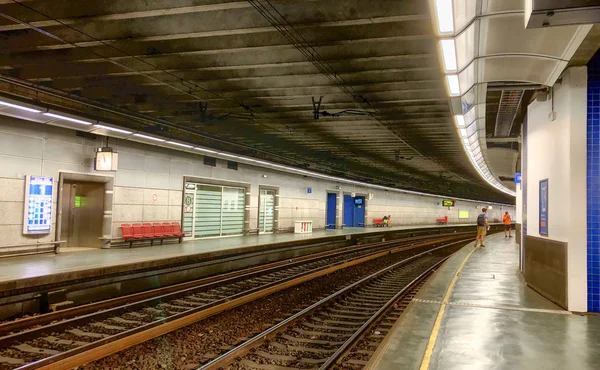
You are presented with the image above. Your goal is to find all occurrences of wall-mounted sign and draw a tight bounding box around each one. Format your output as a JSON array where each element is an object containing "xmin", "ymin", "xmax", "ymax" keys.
[
  {"xmin": 458, "ymin": 210, "xmax": 469, "ymax": 219},
  {"xmin": 184, "ymin": 194, "xmax": 193, "ymax": 206},
  {"xmin": 514, "ymin": 172, "xmax": 522, "ymax": 184},
  {"xmin": 442, "ymin": 200, "xmax": 455, "ymax": 207},
  {"xmin": 539, "ymin": 179, "xmax": 548, "ymax": 236},
  {"xmin": 152, "ymin": 194, "xmax": 158, "ymax": 202},
  {"xmin": 23, "ymin": 176, "xmax": 53, "ymax": 234},
  {"xmin": 307, "ymin": 187, "xmax": 312, "ymax": 194}
]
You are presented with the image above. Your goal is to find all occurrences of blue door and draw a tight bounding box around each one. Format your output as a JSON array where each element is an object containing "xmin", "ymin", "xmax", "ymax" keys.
[
  {"xmin": 326, "ymin": 193, "xmax": 337, "ymax": 229},
  {"xmin": 343, "ymin": 195, "xmax": 354, "ymax": 227},
  {"xmin": 355, "ymin": 196, "xmax": 365, "ymax": 227}
]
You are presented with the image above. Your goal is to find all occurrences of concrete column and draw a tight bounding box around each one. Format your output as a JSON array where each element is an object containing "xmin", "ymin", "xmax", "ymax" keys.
[{"xmin": 525, "ymin": 66, "xmax": 587, "ymax": 311}]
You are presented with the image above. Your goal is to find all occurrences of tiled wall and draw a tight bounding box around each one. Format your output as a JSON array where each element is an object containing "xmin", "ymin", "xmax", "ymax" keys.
[
  {"xmin": 588, "ymin": 50, "xmax": 600, "ymax": 312},
  {"xmin": 0, "ymin": 116, "xmax": 515, "ymax": 248}
]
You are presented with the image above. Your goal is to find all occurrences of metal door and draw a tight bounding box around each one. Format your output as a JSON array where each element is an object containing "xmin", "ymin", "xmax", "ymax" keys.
[
  {"xmin": 343, "ymin": 195, "xmax": 354, "ymax": 227},
  {"xmin": 61, "ymin": 182, "xmax": 105, "ymax": 248},
  {"xmin": 259, "ymin": 189, "xmax": 275, "ymax": 233},
  {"xmin": 326, "ymin": 193, "xmax": 337, "ymax": 229},
  {"xmin": 355, "ymin": 196, "xmax": 365, "ymax": 227}
]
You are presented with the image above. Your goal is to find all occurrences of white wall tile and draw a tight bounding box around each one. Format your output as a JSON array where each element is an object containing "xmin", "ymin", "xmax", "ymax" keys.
[
  {"xmin": 0, "ymin": 131, "xmax": 44, "ymax": 159},
  {"xmin": 0, "ymin": 178, "xmax": 24, "ymax": 201},
  {"xmin": 113, "ymin": 186, "xmax": 144, "ymax": 205}
]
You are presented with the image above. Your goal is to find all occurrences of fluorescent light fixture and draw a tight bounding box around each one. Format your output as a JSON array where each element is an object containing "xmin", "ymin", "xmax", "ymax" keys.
[
  {"xmin": 194, "ymin": 147, "xmax": 217, "ymax": 154},
  {"xmin": 94, "ymin": 124, "xmax": 132, "ymax": 135},
  {"xmin": 133, "ymin": 133, "xmax": 165, "ymax": 142},
  {"xmin": 434, "ymin": 0, "xmax": 454, "ymax": 34},
  {"xmin": 0, "ymin": 100, "xmax": 42, "ymax": 113},
  {"xmin": 167, "ymin": 141, "xmax": 193, "ymax": 148},
  {"xmin": 218, "ymin": 152, "xmax": 239, "ymax": 158},
  {"xmin": 454, "ymin": 114, "xmax": 466, "ymax": 128},
  {"xmin": 459, "ymin": 128, "xmax": 467, "ymax": 137},
  {"xmin": 43, "ymin": 112, "xmax": 92, "ymax": 125},
  {"xmin": 446, "ymin": 75, "xmax": 461, "ymax": 96},
  {"xmin": 440, "ymin": 39, "xmax": 457, "ymax": 72}
]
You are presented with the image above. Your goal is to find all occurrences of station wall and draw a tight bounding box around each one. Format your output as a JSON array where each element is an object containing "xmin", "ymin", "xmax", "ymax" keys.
[
  {"xmin": 0, "ymin": 116, "xmax": 514, "ymax": 249},
  {"xmin": 526, "ymin": 66, "xmax": 587, "ymax": 311}
]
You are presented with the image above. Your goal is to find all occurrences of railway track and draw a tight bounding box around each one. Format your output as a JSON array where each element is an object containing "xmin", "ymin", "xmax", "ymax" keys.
[
  {"xmin": 198, "ymin": 243, "xmax": 458, "ymax": 370},
  {"xmin": 0, "ymin": 233, "xmax": 469, "ymax": 370}
]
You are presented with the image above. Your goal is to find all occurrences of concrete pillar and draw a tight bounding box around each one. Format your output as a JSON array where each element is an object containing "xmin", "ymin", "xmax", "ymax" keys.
[{"xmin": 524, "ymin": 66, "xmax": 587, "ymax": 311}]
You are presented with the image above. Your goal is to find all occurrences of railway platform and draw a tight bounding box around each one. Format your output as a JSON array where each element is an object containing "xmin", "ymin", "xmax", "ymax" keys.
[
  {"xmin": 367, "ymin": 234, "xmax": 600, "ymax": 370},
  {"xmin": 0, "ymin": 223, "xmax": 495, "ymax": 319}
]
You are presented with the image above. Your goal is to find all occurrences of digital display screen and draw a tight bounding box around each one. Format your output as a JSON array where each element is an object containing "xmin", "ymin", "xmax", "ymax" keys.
[
  {"xmin": 354, "ymin": 198, "xmax": 363, "ymax": 205},
  {"xmin": 442, "ymin": 200, "xmax": 455, "ymax": 207},
  {"xmin": 23, "ymin": 176, "xmax": 53, "ymax": 234}
]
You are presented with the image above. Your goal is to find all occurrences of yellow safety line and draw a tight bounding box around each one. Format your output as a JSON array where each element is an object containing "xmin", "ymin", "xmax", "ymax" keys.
[{"xmin": 419, "ymin": 245, "xmax": 477, "ymax": 370}]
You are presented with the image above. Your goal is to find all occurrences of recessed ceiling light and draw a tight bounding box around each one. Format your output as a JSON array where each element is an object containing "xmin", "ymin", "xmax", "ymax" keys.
[
  {"xmin": 434, "ymin": 0, "xmax": 454, "ymax": 34},
  {"xmin": 440, "ymin": 39, "xmax": 458, "ymax": 72},
  {"xmin": 446, "ymin": 75, "xmax": 461, "ymax": 96}
]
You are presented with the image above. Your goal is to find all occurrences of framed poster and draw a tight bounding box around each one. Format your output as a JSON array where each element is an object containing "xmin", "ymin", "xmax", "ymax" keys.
[
  {"xmin": 539, "ymin": 179, "xmax": 548, "ymax": 236},
  {"xmin": 23, "ymin": 176, "xmax": 53, "ymax": 234}
]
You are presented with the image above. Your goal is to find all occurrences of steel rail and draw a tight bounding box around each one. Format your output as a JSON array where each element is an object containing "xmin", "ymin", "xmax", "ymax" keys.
[
  {"xmin": 197, "ymin": 240, "xmax": 463, "ymax": 370},
  {"xmin": 0, "ymin": 234, "xmax": 471, "ymax": 370},
  {"xmin": 0, "ymin": 231, "xmax": 466, "ymax": 336}
]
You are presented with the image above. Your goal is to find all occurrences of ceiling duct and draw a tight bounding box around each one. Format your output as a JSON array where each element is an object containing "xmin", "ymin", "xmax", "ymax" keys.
[
  {"xmin": 494, "ymin": 90, "xmax": 524, "ymax": 137},
  {"xmin": 525, "ymin": 0, "xmax": 600, "ymax": 29}
]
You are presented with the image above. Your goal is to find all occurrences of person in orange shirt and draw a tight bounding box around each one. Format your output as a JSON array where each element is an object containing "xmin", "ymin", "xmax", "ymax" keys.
[{"xmin": 503, "ymin": 211, "xmax": 512, "ymax": 238}]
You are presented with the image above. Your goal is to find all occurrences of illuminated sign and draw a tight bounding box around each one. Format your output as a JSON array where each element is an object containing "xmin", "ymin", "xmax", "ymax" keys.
[
  {"xmin": 23, "ymin": 176, "xmax": 53, "ymax": 234},
  {"xmin": 442, "ymin": 200, "xmax": 455, "ymax": 207},
  {"xmin": 458, "ymin": 210, "xmax": 469, "ymax": 219}
]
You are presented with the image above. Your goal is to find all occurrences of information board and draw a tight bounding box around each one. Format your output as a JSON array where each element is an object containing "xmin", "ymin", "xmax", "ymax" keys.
[
  {"xmin": 442, "ymin": 199, "xmax": 455, "ymax": 207},
  {"xmin": 458, "ymin": 210, "xmax": 469, "ymax": 219},
  {"xmin": 539, "ymin": 179, "xmax": 548, "ymax": 236},
  {"xmin": 23, "ymin": 176, "xmax": 53, "ymax": 234}
]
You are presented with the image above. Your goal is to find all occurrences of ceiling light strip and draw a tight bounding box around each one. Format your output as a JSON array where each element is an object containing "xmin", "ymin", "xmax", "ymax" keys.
[
  {"xmin": 43, "ymin": 112, "xmax": 93, "ymax": 125},
  {"xmin": 0, "ymin": 100, "xmax": 42, "ymax": 113},
  {"xmin": 94, "ymin": 124, "xmax": 132, "ymax": 134}
]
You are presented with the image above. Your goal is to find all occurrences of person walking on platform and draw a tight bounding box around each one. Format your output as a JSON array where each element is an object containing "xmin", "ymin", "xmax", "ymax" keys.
[
  {"xmin": 383, "ymin": 215, "xmax": 388, "ymax": 227},
  {"xmin": 503, "ymin": 211, "xmax": 512, "ymax": 238},
  {"xmin": 475, "ymin": 208, "xmax": 489, "ymax": 247},
  {"xmin": 387, "ymin": 215, "xmax": 391, "ymax": 227}
]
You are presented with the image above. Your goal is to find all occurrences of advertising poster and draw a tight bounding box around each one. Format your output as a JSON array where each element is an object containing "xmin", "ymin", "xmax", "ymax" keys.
[{"xmin": 539, "ymin": 179, "xmax": 548, "ymax": 236}]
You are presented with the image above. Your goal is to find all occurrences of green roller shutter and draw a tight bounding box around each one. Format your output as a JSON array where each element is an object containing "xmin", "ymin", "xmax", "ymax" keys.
[
  {"xmin": 259, "ymin": 189, "xmax": 275, "ymax": 233},
  {"xmin": 185, "ymin": 182, "xmax": 246, "ymax": 238}
]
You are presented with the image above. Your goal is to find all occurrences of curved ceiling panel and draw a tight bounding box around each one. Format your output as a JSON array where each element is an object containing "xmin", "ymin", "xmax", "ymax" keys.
[{"xmin": 430, "ymin": 0, "xmax": 592, "ymax": 197}]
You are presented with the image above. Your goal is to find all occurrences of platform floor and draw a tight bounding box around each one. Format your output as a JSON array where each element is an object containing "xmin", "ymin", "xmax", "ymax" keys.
[
  {"xmin": 0, "ymin": 223, "xmax": 475, "ymax": 286},
  {"xmin": 368, "ymin": 234, "xmax": 600, "ymax": 370}
]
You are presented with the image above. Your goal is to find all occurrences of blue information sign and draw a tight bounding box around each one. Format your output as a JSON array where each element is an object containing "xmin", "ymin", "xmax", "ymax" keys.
[
  {"xmin": 539, "ymin": 179, "xmax": 548, "ymax": 236},
  {"xmin": 23, "ymin": 176, "xmax": 53, "ymax": 234},
  {"xmin": 514, "ymin": 172, "xmax": 522, "ymax": 183}
]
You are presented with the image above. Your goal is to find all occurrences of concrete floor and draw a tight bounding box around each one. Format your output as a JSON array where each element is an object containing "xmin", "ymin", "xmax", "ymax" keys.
[
  {"xmin": 0, "ymin": 224, "xmax": 475, "ymax": 284},
  {"xmin": 368, "ymin": 234, "xmax": 600, "ymax": 370}
]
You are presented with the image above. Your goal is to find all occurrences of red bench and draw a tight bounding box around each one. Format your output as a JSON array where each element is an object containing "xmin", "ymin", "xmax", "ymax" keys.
[
  {"xmin": 373, "ymin": 218, "xmax": 385, "ymax": 227},
  {"xmin": 121, "ymin": 222, "xmax": 185, "ymax": 248},
  {"xmin": 436, "ymin": 216, "xmax": 448, "ymax": 225}
]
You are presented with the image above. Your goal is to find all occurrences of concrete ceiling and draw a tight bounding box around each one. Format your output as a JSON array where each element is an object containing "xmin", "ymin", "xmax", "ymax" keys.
[{"xmin": 0, "ymin": 0, "xmax": 545, "ymax": 203}]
